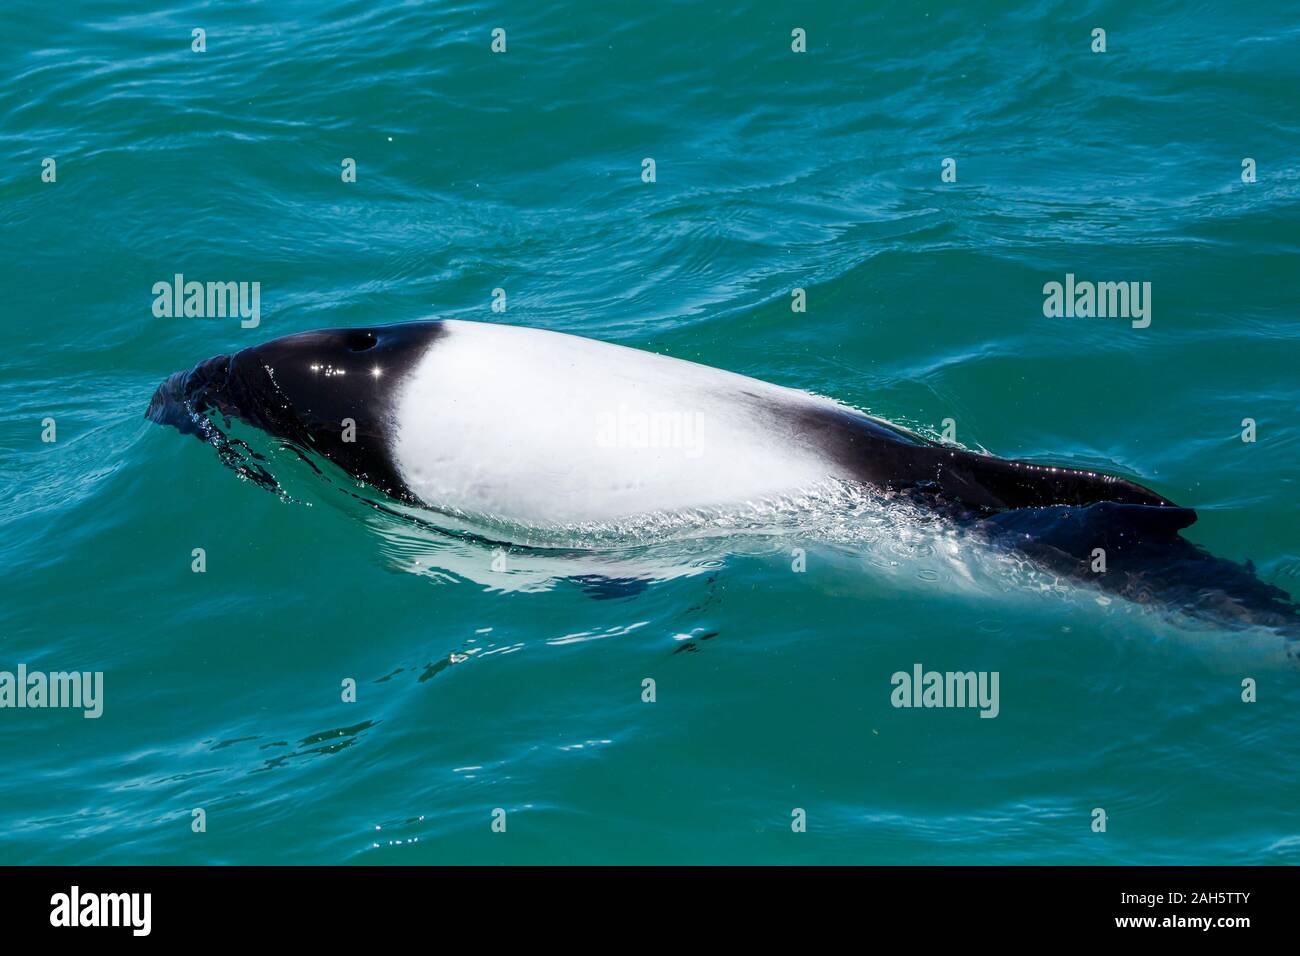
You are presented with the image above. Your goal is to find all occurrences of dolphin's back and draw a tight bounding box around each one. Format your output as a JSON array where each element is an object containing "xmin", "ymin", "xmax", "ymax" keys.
[
  {"xmin": 385, "ymin": 319, "xmax": 1184, "ymax": 524},
  {"xmin": 777, "ymin": 397, "xmax": 1183, "ymax": 515}
]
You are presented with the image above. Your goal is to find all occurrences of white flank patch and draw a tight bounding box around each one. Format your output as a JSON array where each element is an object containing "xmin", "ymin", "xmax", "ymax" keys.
[{"xmin": 391, "ymin": 320, "xmax": 851, "ymax": 523}]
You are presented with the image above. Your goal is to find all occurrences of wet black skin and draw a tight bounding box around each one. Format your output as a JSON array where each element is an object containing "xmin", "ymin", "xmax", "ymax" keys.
[{"xmin": 147, "ymin": 322, "xmax": 446, "ymax": 502}]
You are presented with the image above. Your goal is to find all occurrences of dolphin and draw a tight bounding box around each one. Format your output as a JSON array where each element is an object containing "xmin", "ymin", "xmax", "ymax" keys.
[{"xmin": 146, "ymin": 319, "xmax": 1299, "ymax": 636}]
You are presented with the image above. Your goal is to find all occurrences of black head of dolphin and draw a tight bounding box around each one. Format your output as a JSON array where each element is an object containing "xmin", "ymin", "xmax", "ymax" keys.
[{"xmin": 147, "ymin": 321, "xmax": 445, "ymax": 500}]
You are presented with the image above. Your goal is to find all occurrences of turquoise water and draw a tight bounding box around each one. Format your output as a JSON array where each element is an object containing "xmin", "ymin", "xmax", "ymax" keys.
[{"xmin": 2, "ymin": 0, "xmax": 1298, "ymax": 864}]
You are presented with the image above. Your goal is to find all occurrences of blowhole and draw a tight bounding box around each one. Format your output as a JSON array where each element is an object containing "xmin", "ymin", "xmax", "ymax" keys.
[{"xmin": 347, "ymin": 330, "xmax": 378, "ymax": 352}]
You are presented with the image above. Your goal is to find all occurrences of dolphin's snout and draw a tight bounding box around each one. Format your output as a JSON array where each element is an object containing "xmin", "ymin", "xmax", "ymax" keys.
[
  {"xmin": 146, "ymin": 354, "xmax": 234, "ymax": 435},
  {"xmin": 146, "ymin": 377, "xmax": 171, "ymax": 422}
]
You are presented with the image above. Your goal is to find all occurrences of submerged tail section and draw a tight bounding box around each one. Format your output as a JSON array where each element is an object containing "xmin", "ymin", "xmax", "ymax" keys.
[{"xmin": 979, "ymin": 502, "xmax": 1300, "ymax": 639}]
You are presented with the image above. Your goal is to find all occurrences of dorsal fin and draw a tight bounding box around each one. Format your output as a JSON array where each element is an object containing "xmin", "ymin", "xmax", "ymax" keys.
[
  {"xmin": 925, "ymin": 446, "xmax": 1183, "ymax": 512},
  {"xmin": 788, "ymin": 403, "xmax": 1184, "ymax": 515}
]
